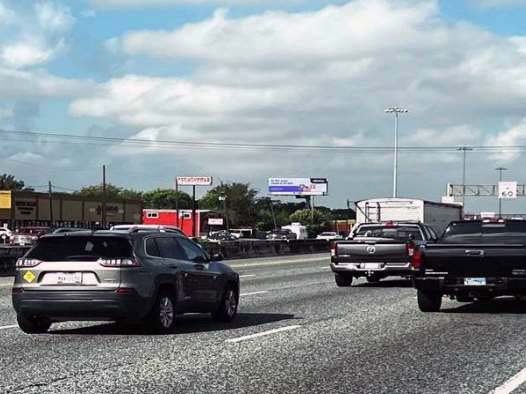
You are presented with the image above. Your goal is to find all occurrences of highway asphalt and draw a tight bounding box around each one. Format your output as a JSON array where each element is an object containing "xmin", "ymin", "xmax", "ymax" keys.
[{"xmin": 1, "ymin": 253, "xmax": 526, "ymax": 393}]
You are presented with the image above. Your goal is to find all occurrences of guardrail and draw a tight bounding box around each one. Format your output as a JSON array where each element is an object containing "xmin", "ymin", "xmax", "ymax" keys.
[{"xmin": 0, "ymin": 240, "xmax": 330, "ymax": 275}]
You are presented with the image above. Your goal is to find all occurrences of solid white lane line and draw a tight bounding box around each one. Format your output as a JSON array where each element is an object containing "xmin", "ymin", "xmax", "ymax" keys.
[
  {"xmin": 239, "ymin": 274, "xmax": 256, "ymax": 278},
  {"xmin": 0, "ymin": 324, "xmax": 17, "ymax": 330},
  {"xmin": 490, "ymin": 367, "xmax": 526, "ymax": 394},
  {"xmin": 319, "ymin": 266, "xmax": 331, "ymax": 270},
  {"xmin": 226, "ymin": 325, "xmax": 301, "ymax": 343},
  {"xmin": 240, "ymin": 291, "xmax": 268, "ymax": 297},
  {"xmin": 229, "ymin": 256, "xmax": 328, "ymax": 269}
]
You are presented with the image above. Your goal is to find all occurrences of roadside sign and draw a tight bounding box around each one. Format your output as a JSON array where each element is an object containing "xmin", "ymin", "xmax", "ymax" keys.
[
  {"xmin": 208, "ymin": 218, "xmax": 224, "ymax": 225},
  {"xmin": 268, "ymin": 178, "xmax": 328, "ymax": 196},
  {"xmin": 0, "ymin": 191, "xmax": 11, "ymax": 209},
  {"xmin": 176, "ymin": 176, "xmax": 213, "ymax": 186},
  {"xmin": 498, "ymin": 181, "xmax": 517, "ymax": 199}
]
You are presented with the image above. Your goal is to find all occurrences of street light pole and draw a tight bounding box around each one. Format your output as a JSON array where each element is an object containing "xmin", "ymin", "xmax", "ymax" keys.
[
  {"xmin": 496, "ymin": 167, "xmax": 508, "ymax": 218},
  {"xmin": 457, "ymin": 146, "xmax": 473, "ymax": 208},
  {"xmin": 385, "ymin": 107, "xmax": 408, "ymax": 198}
]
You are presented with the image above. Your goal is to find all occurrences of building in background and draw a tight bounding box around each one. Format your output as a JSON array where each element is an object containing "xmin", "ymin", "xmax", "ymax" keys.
[{"xmin": 0, "ymin": 190, "xmax": 142, "ymax": 229}]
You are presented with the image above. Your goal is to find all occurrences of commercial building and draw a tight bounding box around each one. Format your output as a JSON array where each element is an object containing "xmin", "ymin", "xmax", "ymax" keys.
[{"xmin": 0, "ymin": 190, "xmax": 142, "ymax": 229}]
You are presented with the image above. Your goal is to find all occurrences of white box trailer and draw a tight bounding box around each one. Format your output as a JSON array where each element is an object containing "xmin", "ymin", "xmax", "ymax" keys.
[{"xmin": 355, "ymin": 198, "xmax": 463, "ymax": 234}]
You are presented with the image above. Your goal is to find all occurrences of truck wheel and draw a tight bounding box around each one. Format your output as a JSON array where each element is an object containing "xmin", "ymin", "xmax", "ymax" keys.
[
  {"xmin": 335, "ymin": 273, "xmax": 353, "ymax": 287},
  {"xmin": 17, "ymin": 314, "xmax": 51, "ymax": 334},
  {"xmin": 417, "ymin": 290, "xmax": 442, "ymax": 312}
]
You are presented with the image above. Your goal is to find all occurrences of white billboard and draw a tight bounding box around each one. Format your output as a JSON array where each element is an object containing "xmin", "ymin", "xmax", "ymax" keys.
[
  {"xmin": 176, "ymin": 176, "xmax": 213, "ymax": 186},
  {"xmin": 268, "ymin": 178, "xmax": 328, "ymax": 196},
  {"xmin": 498, "ymin": 181, "xmax": 517, "ymax": 199},
  {"xmin": 208, "ymin": 218, "xmax": 224, "ymax": 225}
]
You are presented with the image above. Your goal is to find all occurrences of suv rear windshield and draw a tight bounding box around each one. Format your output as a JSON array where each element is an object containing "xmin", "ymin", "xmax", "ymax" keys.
[
  {"xmin": 354, "ymin": 225, "xmax": 423, "ymax": 241},
  {"xmin": 442, "ymin": 221, "xmax": 526, "ymax": 243},
  {"xmin": 27, "ymin": 236, "xmax": 133, "ymax": 261}
]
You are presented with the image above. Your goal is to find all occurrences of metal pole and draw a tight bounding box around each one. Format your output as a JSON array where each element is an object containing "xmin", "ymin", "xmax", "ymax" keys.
[
  {"xmin": 192, "ymin": 185, "xmax": 196, "ymax": 237},
  {"xmin": 393, "ymin": 112, "xmax": 398, "ymax": 198},
  {"xmin": 102, "ymin": 164, "xmax": 106, "ymax": 228},
  {"xmin": 458, "ymin": 147, "xmax": 473, "ymax": 208},
  {"xmin": 175, "ymin": 179, "xmax": 179, "ymax": 228},
  {"xmin": 496, "ymin": 167, "xmax": 507, "ymax": 218},
  {"xmin": 48, "ymin": 180, "xmax": 53, "ymax": 227}
]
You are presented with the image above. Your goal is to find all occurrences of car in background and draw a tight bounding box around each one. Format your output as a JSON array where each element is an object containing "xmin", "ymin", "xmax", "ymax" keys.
[
  {"xmin": 110, "ymin": 224, "xmax": 186, "ymax": 237},
  {"xmin": 0, "ymin": 228, "xmax": 12, "ymax": 244},
  {"xmin": 266, "ymin": 228, "xmax": 297, "ymax": 240},
  {"xmin": 10, "ymin": 226, "xmax": 50, "ymax": 246},
  {"xmin": 12, "ymin": 230, "xmax": 239, "ymax": 334},
  {"xmin": 52, "ymin": 227, "xmax": 90, "ymax": 234},
  {"xmin": 208, "ymin": 230, "xmax": 237, "ymax": 241},
  {"xmin": 316, "ymin": 232, "xmax": 343, "ymax": 241}
]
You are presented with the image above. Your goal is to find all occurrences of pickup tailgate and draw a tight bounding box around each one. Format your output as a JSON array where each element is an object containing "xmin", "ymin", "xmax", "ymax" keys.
[
  {"xmin": 423, "ymin": 243, "xmax": 526, "ymax": 276},
  {"xmin": 336, "ymin": 238, "xmax": 409, "ymax": 263}
]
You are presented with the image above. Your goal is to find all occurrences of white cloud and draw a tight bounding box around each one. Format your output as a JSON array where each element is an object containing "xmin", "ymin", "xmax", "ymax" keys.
[
  {"xmin": 487, "ymin": 120, "xmax": 526, "ymax": 161},
  {"xmin": 91, "ymin": 0, "xmax": 301, "ymax": 9},
  {"xmin": 1, "ymin": 41, "xmax": 58, "ymax": 68},
  {"xmin": 34, "ymin": 2, "xmax": 74, "ymax": 33}
]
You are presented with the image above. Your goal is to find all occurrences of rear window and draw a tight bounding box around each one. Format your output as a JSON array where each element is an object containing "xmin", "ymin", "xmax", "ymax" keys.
[
  {"xmin": 354, "ymin": 225, "xmax": 423, "ymax": 241},
  {"xmin": 27, "ymin": 236, "xmax": 133, "ymax": 261},
  {"xmin": 442, "ymin": 221, "xmax": 526, "ymax": 243}
]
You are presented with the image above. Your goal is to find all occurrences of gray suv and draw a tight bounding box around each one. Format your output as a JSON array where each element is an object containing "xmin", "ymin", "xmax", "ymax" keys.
[{"xmin": 12, "ymin": 230, "xmax": 239, "ymax": 334}]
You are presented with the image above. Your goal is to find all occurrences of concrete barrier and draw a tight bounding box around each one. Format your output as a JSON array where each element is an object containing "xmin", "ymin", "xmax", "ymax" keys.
[{"xmin": 0, "ymin": 240, "xmax": 330, "ymax": 275}]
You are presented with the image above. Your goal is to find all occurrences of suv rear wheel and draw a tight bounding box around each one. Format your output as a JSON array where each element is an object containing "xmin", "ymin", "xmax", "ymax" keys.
[
  {"xmin": 17, "ymin": 314, "xmax": 51, "ymax": 334},
  {"xmin": 335, "ymin": 273, "xmax": 353, "ymax": 287},
  {"xmin": 417, "ymin": 290, "xmax": 442, "ymax": 312},
  {"xmin": 148, "ymin": 290, "xmax": 177, "ymax": 334},
  {"xmin": 212, "ymin": 286, "xmax": 238, "ymax": 322}
]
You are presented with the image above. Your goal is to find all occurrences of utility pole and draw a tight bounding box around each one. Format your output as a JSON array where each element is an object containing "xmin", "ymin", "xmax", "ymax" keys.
[
  {"xmin": 48, "ymin": 180, "xmax": 54, "ymax": 227},
  {"xmin": 496, "ymin": 167, "xmax": 508, "ymax": 218},
  {"xmin": 219, "ymin": 195, "xmax": 229, "ymax": 229},
  {"xmin": 175, "ymin": 178, "xmax": 179, "ymax": 228},
  {"xmin": 457, "ymin": 146, "xmax": 473, "ymax": 208},
  {"xmin": 192, "ymin": 185, "xmax": 196, "ymax": 237},
  {"xmin": 385, "ymin": 107, "xmax": 408, "ymax": 198},
  {"xmin": 102, "ymin": 164, "xmax": 106, "ymax": 229}
]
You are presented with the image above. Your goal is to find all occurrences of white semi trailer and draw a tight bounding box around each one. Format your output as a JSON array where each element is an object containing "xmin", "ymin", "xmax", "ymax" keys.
[{"xmin": 355, "ymin": 198, "xmax": 463, "ymax": 234}]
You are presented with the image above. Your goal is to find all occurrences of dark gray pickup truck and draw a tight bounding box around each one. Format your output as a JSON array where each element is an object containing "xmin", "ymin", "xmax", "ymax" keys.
[
  {"xmin": 330, "ymin": 222, "xmax": 439, "ymax": 287},
  {"xmin": 413, "ymin": 220, "xmax": 526, "ymax": 312}
]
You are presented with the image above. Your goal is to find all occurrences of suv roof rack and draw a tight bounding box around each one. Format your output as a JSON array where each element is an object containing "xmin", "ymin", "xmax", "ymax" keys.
[{"xmin": 126, "ymin": 226, "xmax": 183, "ymax": 234}]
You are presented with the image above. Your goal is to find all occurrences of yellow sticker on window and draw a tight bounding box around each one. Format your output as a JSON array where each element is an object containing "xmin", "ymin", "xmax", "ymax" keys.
[{"xmin": 23, "ymin": 271, "xmax": 36, "ymax": 283}]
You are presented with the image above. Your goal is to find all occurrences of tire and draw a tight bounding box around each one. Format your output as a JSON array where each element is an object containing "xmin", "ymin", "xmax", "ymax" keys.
[
  {"xmin": 366, "ymin": 275, "xmax": 381, "ymax": 283},
  {"xmin": 335, "ymin": 273, "xmax": 353, "ymax": 287},
  {"xmin": 417, "ymin": 290, "xmax": 442, "ymax": 312},
  {"xmin": 17, "ymin": 314, "xmax": 51, "ymax": 334},
  {"xmin": 212, "ymin": 286, "xmax": 238, "ymax": 322},
  {"xmin": 148, "ymin": 290, "xmax": 177, "ymax": 334}
]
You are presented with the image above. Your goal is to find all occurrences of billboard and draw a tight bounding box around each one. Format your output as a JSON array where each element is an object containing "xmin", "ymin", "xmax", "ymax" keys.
[
  {"xmin": 498, "ymin": 181, "xmax": 517, "ymax": 199},
  {"xmin": 176, "ymin": 176, "xmax": 213, "ymax": 186},
  {"xmin": 0, "ymin": 191, "xmax": 11, "ymax": 209},
  {"xmin": 268, "ymin": 178, "xmax": 328, "ymax": 196}
]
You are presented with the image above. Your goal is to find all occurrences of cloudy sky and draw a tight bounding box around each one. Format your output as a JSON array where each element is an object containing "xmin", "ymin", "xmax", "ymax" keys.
[{"xmin": 1, "ymin": 0, "xmax": 526, "ymax": 214}]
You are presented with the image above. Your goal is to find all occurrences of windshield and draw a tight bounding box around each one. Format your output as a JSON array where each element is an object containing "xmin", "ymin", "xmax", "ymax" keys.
[
  {"xmin": 442, "ymin": 221, "xmax": 526, "ymax": 243},
  {"xmin": 354, "ymin": 225, "xmax": 423, "ymax": 241},
  {"xmin": 27, "ymin": 237, "xmax": 133, "ymax": 261}
]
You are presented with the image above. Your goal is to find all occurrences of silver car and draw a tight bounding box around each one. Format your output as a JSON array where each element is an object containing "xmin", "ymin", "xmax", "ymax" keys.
[{"xmin": 12, "ymin": 230, "xmax": 239, "ymax": 334}]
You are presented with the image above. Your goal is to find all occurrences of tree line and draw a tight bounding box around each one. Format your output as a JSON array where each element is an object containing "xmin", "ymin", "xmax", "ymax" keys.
[{"xmin": 0, "ymin": 174, "xmax": 354, "ymax": 231}]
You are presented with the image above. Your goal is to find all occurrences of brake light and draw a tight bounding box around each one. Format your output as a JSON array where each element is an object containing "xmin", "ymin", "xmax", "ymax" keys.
[
  {"xmin": 411, "ymin": 247, "xmax": 423, "ymax": 269},
  {"xmin": 384, "ymin": 221, "xmax": 396, "ymax": 227},
  {"xmin": 16, "ymin": 258, "xmax": 42, "ymax": 268},
  {"xmin": 330, "ymin": 242, "xmax": 336, "ymax": 257},
  {"xmin": 98, "ymin": 258, "xmax": 140, "ymax": 267}
]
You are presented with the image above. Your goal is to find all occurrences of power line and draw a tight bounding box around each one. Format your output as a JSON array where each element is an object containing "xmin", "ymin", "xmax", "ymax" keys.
[{"xmin": 2, "ymin": 128, "xmax": 526, "ymax": 153}]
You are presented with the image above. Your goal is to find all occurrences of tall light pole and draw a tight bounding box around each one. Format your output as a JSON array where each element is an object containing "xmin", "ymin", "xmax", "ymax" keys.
[
  {"xmin": 496, "ymin": 167, "xmax": 508, "ymax": 218},
  {"xmin": 385, "ymin": 107, "xmax": 408, "ymax": 198},
  {"xmin": 457, "ymin": 146, "xmax": 473, "ymax": 208}
]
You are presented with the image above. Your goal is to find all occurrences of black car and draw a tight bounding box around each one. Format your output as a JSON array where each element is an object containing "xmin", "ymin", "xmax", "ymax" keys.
[{"xmin": 12, "ymin": 229, "xmax": 239, "ymax": 334}]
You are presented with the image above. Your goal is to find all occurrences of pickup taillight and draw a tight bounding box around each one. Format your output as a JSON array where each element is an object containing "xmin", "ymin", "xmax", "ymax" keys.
[
  {"xmin": 407, "ymin": 242, "xmax": 423, "ymax": 269},
  {"xmin": 330, "ymin": 241, "xmax": 336, "ymax": 257}
]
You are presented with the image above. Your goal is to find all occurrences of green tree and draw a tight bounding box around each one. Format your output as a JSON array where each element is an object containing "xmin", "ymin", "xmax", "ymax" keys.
[
  {"xmin": 0, "ymin": 174, "xmax": 32, "ymax": 191},
  {"xmin": 289, "ymin": 208, "xmax": 332, "ymax": 238},
  {"xmin": 200, "ymin": 182, "xmax": 258, "ymax": 227},
  {"xmin": 74, "ymin": 184, "xmax": 142, "ymax": 200},
  {"xmin": 142, "ymin": 189, "xmax": 192, "ymax": 209}
]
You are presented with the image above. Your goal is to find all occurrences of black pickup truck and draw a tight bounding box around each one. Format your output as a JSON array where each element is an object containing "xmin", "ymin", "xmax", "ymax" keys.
[
  {"xmin": 330, "ymin": 222, "xmax": 439, "ymax": 287},
  {"xmin": 413, "ymin": 220, "xmax": 526, "ymax": 312}
]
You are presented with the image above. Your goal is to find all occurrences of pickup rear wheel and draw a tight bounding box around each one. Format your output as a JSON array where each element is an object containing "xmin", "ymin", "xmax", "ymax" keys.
[
  {"xmin": 366, "ymin": 275, "xmax": 381, "ymax": 283},
  {"xmin": 417, "ymin": 290, "xmax": 442, "ymax": 312},
  {"xmin": 335, "ymin": 273, "xmax": 353, "ymax": 287}
]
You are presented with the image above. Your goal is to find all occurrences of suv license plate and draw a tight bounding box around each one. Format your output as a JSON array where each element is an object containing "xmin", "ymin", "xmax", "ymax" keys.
[
  {"xmin": 57, "ymin": 272, "xmax": 82, "ymax": 285},
  {"xmin": 464, "ymin": 277, "xmax": 486, "ymax": 286}
]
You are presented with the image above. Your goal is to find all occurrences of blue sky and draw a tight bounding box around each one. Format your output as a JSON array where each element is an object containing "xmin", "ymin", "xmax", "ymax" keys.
[{"xmin": 2, "ymin": 0, "xmax": 526, "ymax": 214}]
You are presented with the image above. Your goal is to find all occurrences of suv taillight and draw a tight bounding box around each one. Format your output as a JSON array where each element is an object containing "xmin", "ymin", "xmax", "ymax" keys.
[
  {"xmin": 98, "ymin": 258, "xmax": 140, "ymax": 267},
  {"xmin": 16, "ymin": 258, "xmax": 42, "ymax": 268}
]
